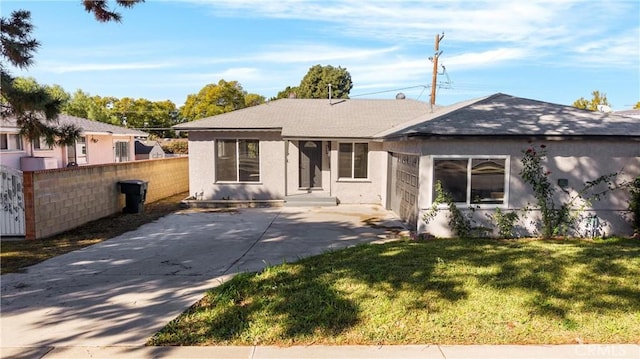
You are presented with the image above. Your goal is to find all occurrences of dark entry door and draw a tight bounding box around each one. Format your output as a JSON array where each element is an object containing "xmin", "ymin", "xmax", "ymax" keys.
[{"xmin": 299, "ymin": 141, "xmax": 322, "ymax": 188}]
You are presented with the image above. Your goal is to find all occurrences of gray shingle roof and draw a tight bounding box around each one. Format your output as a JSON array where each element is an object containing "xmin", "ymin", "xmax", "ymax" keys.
[
  {"xmin": 173, "ymin": 98, "xmax": 432, "ymax": 138},
  {"xmin": 614, "ymin": 109, "xmax": 640, "ymax": 120},
  {"xmin": 135, "ymin": 140, "xmax": 161, "ymax": 155},
  {"xmin": 173, "ymin": 94, "xmax": 639, "ymax": 140},
  {"xmin": 381, "ymin": 93, "xmax": 640, "ymax": 138},
  {"xmin": 1, "ymin": 114, "xmax": 148, "ymax": 137}
]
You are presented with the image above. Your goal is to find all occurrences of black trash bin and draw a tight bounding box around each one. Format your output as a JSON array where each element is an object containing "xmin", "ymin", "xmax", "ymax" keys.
[{"xmin": 118, "ymin": 180, "xmax": 148, "ymax": 213}]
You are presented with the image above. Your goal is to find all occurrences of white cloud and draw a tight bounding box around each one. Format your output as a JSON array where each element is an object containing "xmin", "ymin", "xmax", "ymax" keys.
[
  {"xmin": 254, "ymin": 44, "xmax": 400, "ymax": 64},
  {"xmin": 571, "ymin": 29, "xmax": 640, "ymax": 67},
  {"xmin": 189, "ymin": 0, "xmax": 638, "ymax": 69},
  {"xmin": 445, "ymin": 48, "xmax": 533, "ymax": 69},
  {"xmin": 45, "ymin": 62, "xmax": 174, "ymax": 73}
]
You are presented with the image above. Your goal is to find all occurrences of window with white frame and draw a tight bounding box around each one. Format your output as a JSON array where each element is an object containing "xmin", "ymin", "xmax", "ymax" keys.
[
  {"xmin": 433, "ymin": 157, "xmax": 508, "ymax": 205},
  {"xmin": 76, "ymin": 136, "xmax": 87, "ymax": 163},
  {"xmin": 67, "ymin": 136, "xmax": 88, "ymax": 164},
  {"xmin": 216, "ymin": 139, "xmax": 260, "ymax": 182},
  {"xmin": 0, "ymin": 133, "xmax": 23, "ymax": 151},
  {"xmin": 338, "ymin": 142, "xmax": 368, "ymax": 179},
  {"xmin": 114, "ymin": 141, "xmax": 129, "ymax": 162}
]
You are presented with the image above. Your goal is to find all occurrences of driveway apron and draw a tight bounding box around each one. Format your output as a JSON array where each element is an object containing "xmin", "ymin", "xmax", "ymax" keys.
[{"xmin": 0, "ymin": 205, "xmax": 405, "ymax": 351}]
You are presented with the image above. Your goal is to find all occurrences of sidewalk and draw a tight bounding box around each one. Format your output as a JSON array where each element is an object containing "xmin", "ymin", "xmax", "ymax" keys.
[{"xmin": 2, "ymin": 344, "xmax": 639, "ymax": 359}]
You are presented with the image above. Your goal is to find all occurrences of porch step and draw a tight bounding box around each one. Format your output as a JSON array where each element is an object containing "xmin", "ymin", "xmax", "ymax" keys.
[{"xmin": 284, "ymin": 194, "xmax": 338, "ymax": 207}]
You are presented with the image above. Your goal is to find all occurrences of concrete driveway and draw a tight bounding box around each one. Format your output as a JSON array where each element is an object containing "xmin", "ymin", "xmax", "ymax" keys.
[{"xmin": 0, "ymin": 205, "xmax": 406, "ymax": 355}]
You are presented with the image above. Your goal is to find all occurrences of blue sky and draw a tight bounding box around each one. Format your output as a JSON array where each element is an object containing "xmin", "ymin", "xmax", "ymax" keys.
[{"xmin": 4, "ymin": 0, "xmax": 639, "ymax": 109}]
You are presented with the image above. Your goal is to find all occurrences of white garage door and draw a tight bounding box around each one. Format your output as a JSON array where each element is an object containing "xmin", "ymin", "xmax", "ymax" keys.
[{"xmin": 388, "ymin": 153, "xmax": 419, "ymax": 227}]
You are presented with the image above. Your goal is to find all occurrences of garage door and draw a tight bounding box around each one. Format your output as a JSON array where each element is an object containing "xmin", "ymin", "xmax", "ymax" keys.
[{"xmin": 388, "ymin": 153, "xmax": 419, "ymax": 228}]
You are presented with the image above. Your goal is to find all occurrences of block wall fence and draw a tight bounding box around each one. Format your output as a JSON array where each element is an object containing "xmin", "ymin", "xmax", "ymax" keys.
[{"xmin": 23, "ymin": 157, "xmax": 188, "ymax": 240}]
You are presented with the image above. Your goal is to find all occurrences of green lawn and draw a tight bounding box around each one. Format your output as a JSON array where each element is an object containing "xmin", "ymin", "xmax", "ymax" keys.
[{"xmin": 149, "ymin": 238, "xmax": 640, "ymax": 346}]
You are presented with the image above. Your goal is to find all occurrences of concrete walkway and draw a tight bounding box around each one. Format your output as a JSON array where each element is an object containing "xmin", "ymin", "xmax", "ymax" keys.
[
  {"xmin": 2, "ymin": 205, "xmax": 638, "ymax": 358},
  {"xmin": 1, "ymin": 205, "xmax": 404, "ymax": 356},
  {"xmin": 2, "ymin": 344, "xmax": 639, "ymax": 358}
]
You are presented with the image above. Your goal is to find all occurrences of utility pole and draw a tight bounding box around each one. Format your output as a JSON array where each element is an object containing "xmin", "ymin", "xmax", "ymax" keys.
[{"xmin": 430, "ymin": 32, "xmax": 445, "ymax": 106}]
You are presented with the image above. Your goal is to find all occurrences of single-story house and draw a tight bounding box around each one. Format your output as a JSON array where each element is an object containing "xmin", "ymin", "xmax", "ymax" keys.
[
  {"xmin": 0, "ymin": 114, "xmax": 148, "ymax": 170},
  {"xmin": 135, "ymin": 140, "xmax": 166, "ymax": 160},
  {"xmin": 174, "ymin": 93, "xmax": 640, "ymax": 237}
]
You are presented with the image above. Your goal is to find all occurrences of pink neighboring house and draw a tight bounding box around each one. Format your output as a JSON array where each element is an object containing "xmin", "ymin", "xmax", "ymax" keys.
[{"xmin": 0, "ymin": 114, "xmax": 148, "ymax": 171}]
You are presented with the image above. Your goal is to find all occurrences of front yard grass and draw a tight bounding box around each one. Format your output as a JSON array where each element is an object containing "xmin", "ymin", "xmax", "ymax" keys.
[
  {"xmin": 0, "ymin": 192, "xmax": 187, "ymax": 274},
  {"xmin": 149, "ymin": 238, "xmax": 640, "ymax": 346}
]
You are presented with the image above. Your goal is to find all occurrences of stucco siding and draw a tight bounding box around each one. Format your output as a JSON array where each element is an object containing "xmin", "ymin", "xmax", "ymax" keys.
[
  {"xmin": 285, "ymin": 140, "xmax": 331, "ymax": 196},
  {"xmin": 188, "ymin": 131, "xmax": 286, "ymax": 200},
  {"xmin": 331, "ymin": 141, "xmax": 387, "ymax": 204},
  {"xmin": 386, "ymin": 138, "xmax": 639, "ymax": 237},
  {"xmin": 0, "ymin": 151, "xmax": 24, "ymax": 169}
]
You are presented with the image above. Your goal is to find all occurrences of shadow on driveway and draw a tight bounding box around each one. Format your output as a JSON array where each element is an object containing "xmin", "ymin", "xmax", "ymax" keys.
[{"xmin": 0, "ymin": 205, "xmax": 407, "ymax": 353}]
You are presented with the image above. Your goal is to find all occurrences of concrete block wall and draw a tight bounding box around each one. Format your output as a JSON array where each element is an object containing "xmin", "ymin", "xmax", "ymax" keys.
[{"xmin": 24, "ymin": 157, "xmax": 188, "ymax": 240}]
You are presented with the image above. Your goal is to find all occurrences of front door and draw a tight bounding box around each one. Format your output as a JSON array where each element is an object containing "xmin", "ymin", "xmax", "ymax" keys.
[{"xmin": 299, "ymin": 141, "xmax": 322, "ymax": 189}]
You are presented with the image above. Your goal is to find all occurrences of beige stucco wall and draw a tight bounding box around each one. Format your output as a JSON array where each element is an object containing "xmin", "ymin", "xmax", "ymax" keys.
[
  {"xmin": 188, "ymin": 131, "xmax": 286, "ymax": 200},
  {"xmin": 86, "ymin": 134, "xmax": 117, "ymax": 164},
  {"xmin": 0, "ymin": 134, "xmax": 137, "ymax": 170},
  {"xmin": 385, "ymin": 138, "xmax": 640, "ymax": 237},
  {"xmin": 0, "ymin": 150, "xmax": 25, "ymax": 169}
]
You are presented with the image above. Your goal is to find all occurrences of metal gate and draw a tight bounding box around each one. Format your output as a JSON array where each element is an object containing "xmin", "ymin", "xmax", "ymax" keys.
[{"xmin": 1, "ymin": 165, "xmax": 25, "ymax": 236}]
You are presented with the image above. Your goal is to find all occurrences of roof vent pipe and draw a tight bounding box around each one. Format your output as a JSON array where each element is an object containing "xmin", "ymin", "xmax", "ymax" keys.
[{"xmin": 328, "ymin": 84, "xmax": 332, "ymax": 105}]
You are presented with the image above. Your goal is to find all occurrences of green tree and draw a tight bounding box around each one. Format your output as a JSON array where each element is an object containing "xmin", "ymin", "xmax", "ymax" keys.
[
  {"xmin": 63, "ymin": 90, "xmax": 117, "ymax": 124},
  {"xmin": 272, "ymin": 85, "xmax": 300, "ymax": 100},
  {"xmin": 244, "ymin": 93, "xmax": 266, "ymax": 107},
  {"xmin": 179, "ymin": 79, "xmax": 248, "ymax": 121},
  {"xmin": 634, "ymin": 101, "xmax": 640, "ymax": 109},
  {"xmin": 1, "ymin": 11, "xmax": 64, "ymax": 134},
  {"xmin": 110, "ymin": 97, "xmax": 177, "ymax": 137},
  {"xmin": 573, "ymin": 90, "xmax": 612, "ymax": 111},
  {"xmin": 297, "ymin": 64, "xmax": 352, "ymax": 99},
  {"xmin": 1, "ymin": 75, "xmax": 80, "ymax": 152},
  {"xmin": 1, "ymin": 2, "xmax": 141, "ymax": 149},
  {"xmin": 81, "ymin": 0, "xmax": 144, "ymax": 23}
]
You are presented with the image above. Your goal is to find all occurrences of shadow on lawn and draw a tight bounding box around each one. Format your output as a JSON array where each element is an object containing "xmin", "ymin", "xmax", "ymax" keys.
[
  {"xmin": 158, "ymin": 240, "xmax": 470, "ymax": 345},
  {"xmin": 158, "ymin": 237, "xmax": 640, "ymax": 345},
  {"xmin": 447, "ymin": 239, "xmax": 640, "ymax": 322}
]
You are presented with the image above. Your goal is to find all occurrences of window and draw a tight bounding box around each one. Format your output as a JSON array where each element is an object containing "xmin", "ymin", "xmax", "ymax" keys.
[
  {"xmin": 115, "ymin": 141, "xmax": 129, "ymax": 162},
  {"xmin": 33, "ymin": 136, "xmax": 52, "ymax": 150},
  {"xmin": 433, "ymin": 157, "xmax": 507, "ymax": 205},
  {"xmin": 216, "ymin": 139, "xmax": 260, "ymax": 182},
  {"xmin": 76, "ymin": 137, "xmax": 87, "ymax": 163},
  {"xmin": 338, "ymin": 142, "xmax": 368, "ymax": 179},
  {"xmin": 67, "ymin": 137, "xmax": 88, "ymax": 164},
  {"xmin": 0, "ymin": 133, "xmax": 23, "ymax": 151}
]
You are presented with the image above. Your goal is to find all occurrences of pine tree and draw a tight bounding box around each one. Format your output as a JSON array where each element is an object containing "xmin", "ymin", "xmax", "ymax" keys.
[{"xmin": 1, "ymin": 2, "xmax": 142, "ymax": 148}]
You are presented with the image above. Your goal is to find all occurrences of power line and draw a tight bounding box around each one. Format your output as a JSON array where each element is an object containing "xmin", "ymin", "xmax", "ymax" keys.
[{"xmin": 350, "ymin": 85, "xmax": 429, "ymax": 98}]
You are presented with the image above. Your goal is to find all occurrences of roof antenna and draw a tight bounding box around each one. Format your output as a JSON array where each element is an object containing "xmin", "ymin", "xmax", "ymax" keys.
[{"xmin": 328, "ymin": 84, "xmax": 332, "ymax": 105}]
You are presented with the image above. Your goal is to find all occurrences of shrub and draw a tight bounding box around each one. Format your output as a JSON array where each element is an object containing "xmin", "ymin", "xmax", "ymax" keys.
[
  {"xmin": 519, "ymin": 143, "xmax": 618, "ymax": 238},
  {"xmin": 423, "ymin": 181, "xmax": 474, "ymax": 238},
  {"xmin": 628, "ymin": 176, "xmax": 640, "ymax": 236},
  {"xmin": 161, "ymin": 140, "xmax": 188, "ymax": 155},
  {"xmin": 491, "ymin": 208, "xmax": 519, "ymax": 238}
]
